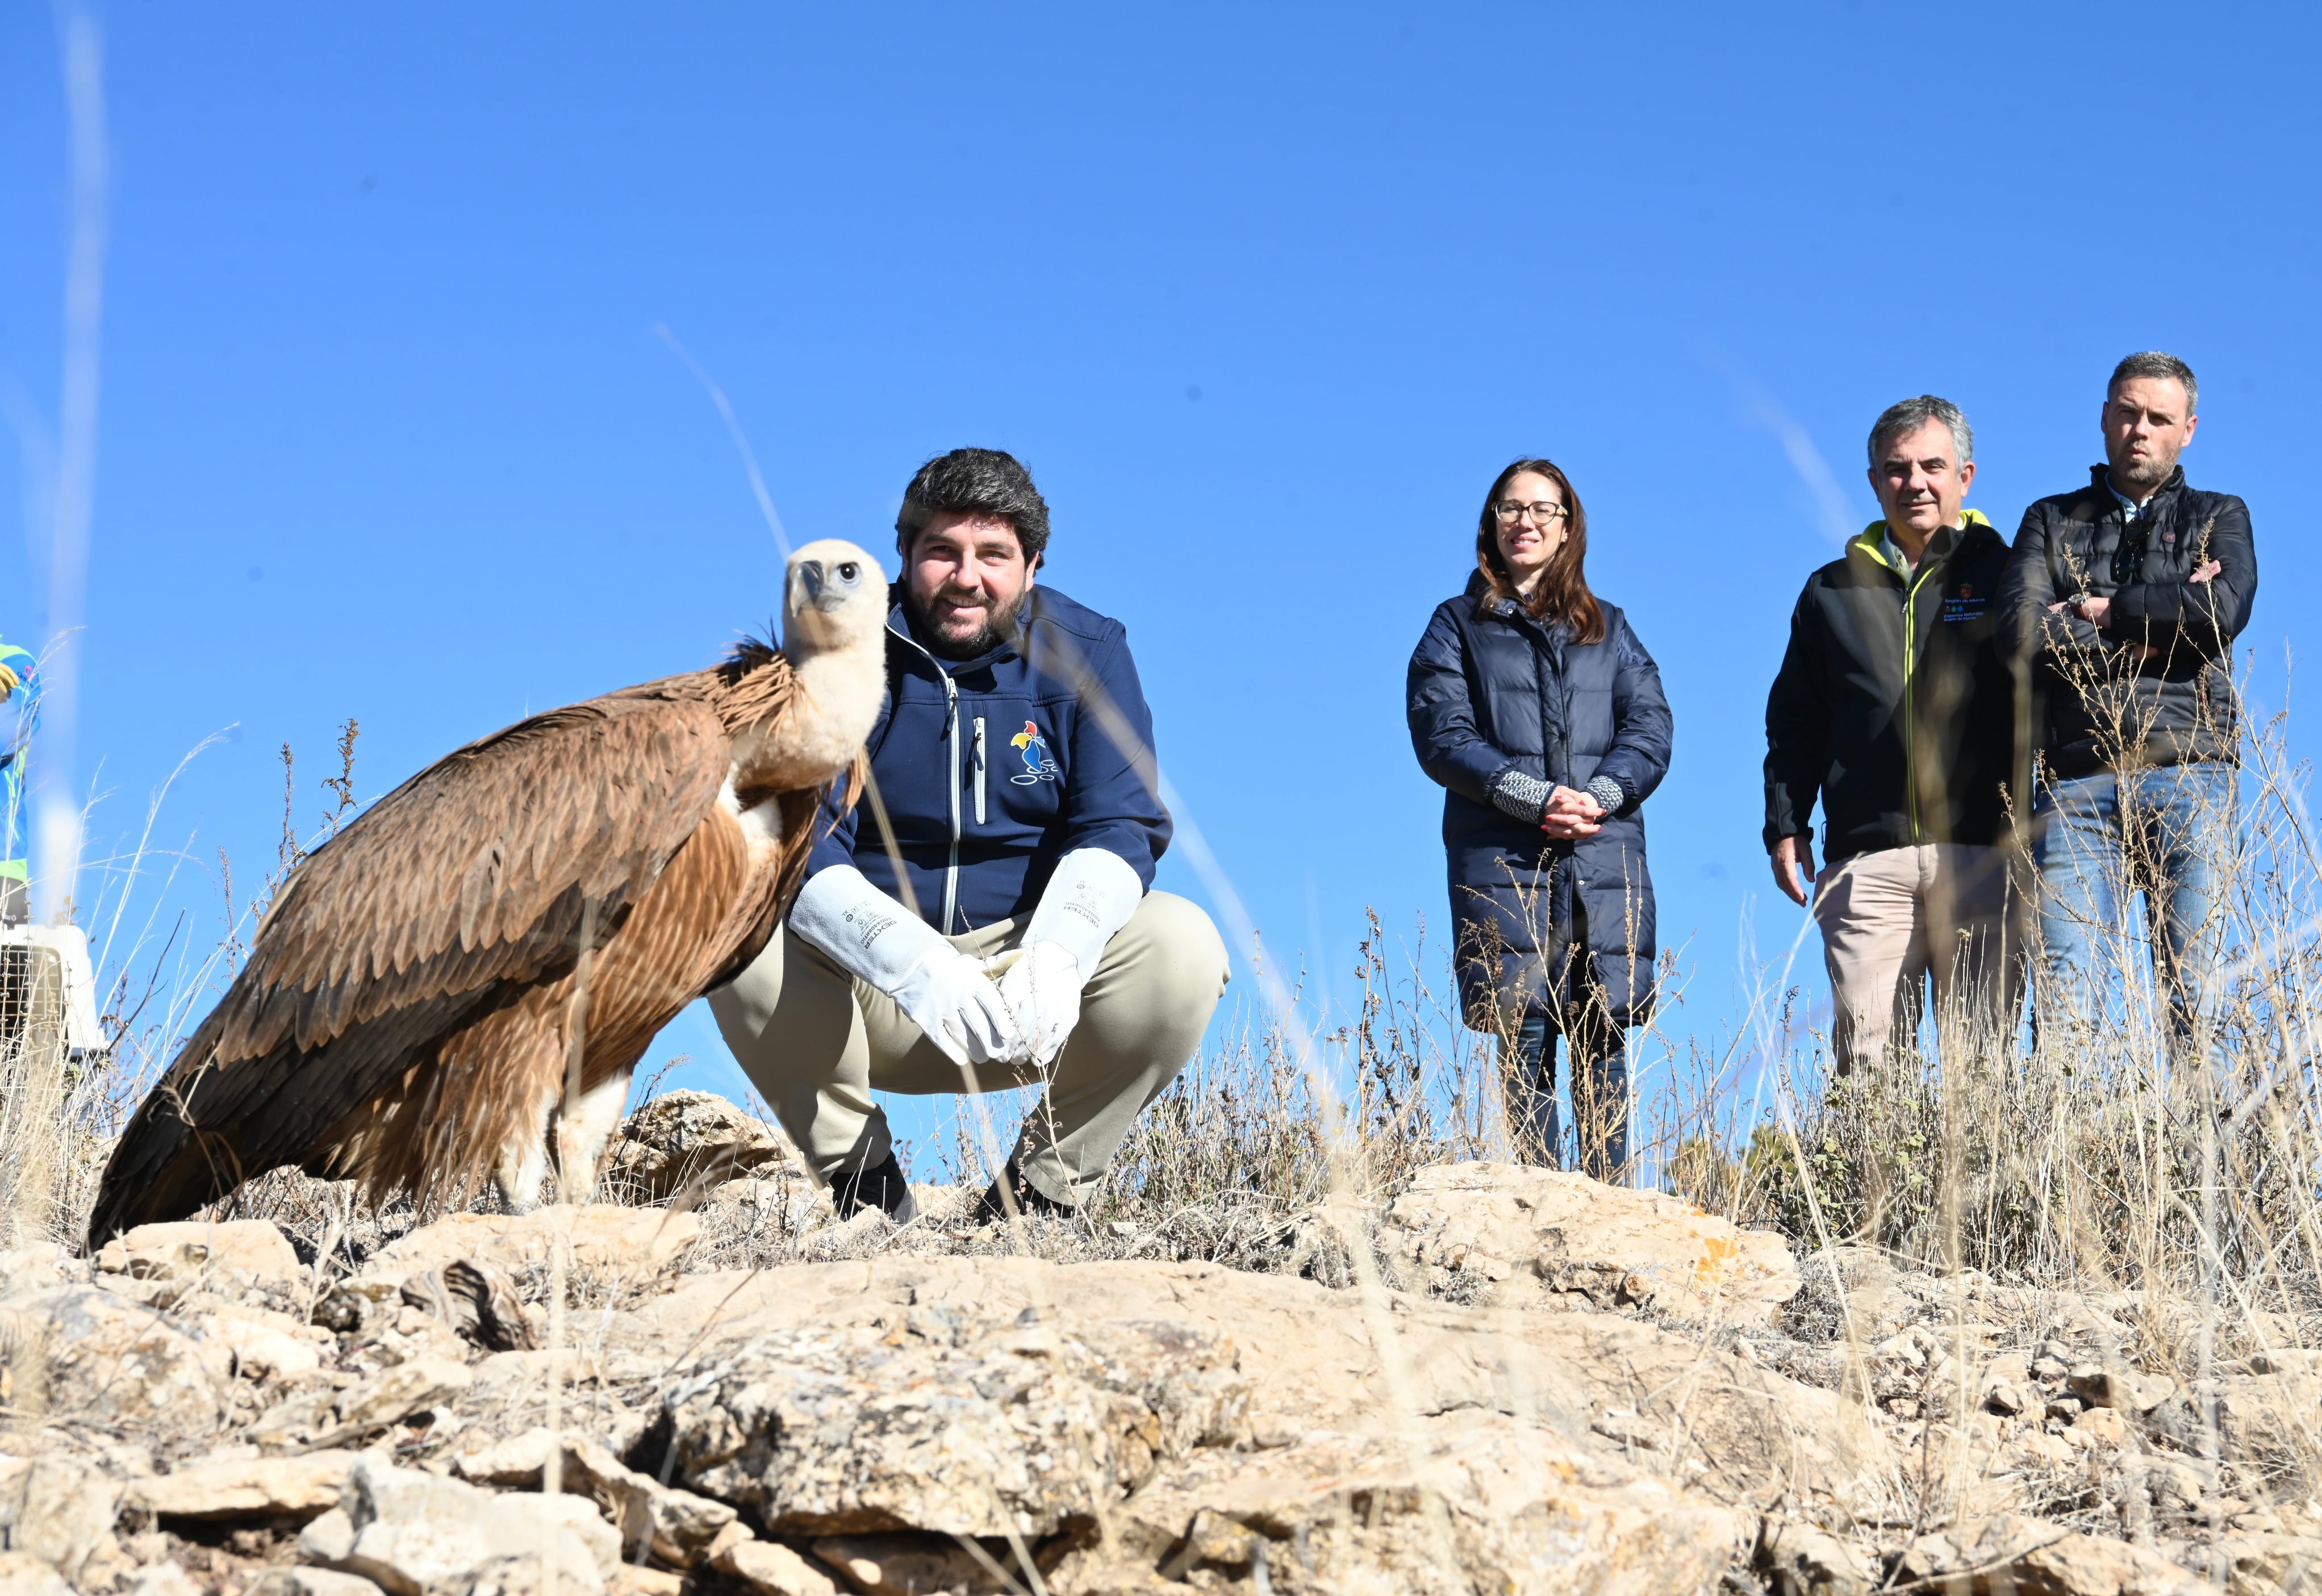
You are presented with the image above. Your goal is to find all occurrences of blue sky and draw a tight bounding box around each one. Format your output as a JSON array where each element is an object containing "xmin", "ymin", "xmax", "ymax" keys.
[{"xmin": 5, "ymin": 3, "xmax": 2317, "ymax": 1167}]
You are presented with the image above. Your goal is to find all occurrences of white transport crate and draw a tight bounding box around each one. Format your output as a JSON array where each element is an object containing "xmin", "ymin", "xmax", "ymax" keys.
[{"xmin": 0, "ymin": 921, "xmax": 106, "ymax": 1063}]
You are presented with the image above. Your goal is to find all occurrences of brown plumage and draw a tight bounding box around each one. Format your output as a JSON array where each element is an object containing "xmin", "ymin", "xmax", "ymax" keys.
[{"xmin": 88, "ymin": 539, "xmax": 889, "ymax": 1246}]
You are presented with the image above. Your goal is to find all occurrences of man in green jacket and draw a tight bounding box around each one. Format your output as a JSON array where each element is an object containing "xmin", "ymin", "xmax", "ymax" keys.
[{"xmin": 1764, "ymin": 396, "xmax": 2022, "ymax": 1072}]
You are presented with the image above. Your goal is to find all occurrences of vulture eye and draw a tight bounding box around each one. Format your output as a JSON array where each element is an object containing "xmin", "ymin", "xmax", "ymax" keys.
[{"xmin": 837, "ymin": 562, "xmax": 860, "ymax": 582}]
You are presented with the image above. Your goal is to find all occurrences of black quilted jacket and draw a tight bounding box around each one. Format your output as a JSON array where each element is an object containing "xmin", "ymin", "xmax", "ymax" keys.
[
  {"xmin": 1997, "ymin": 466, "xmax": 2257, "ymax": 778},
  {"xmin": 1406, "ymin": 573, "xmax": 1673, "ymax": 1031}
]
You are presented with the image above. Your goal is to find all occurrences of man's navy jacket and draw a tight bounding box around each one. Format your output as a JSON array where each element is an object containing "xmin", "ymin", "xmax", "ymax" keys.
[{"xmin": 801, "ymin": 583, "xmax": 1171, "ymax": 934}]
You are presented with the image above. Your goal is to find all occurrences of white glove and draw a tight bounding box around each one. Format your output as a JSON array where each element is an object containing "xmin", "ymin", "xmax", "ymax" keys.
[
  {"xmin": 790, "ymin": 866, "xmax": 1018, "ymax": 1068},
  {"xmin": 996, "ymin": 849, "xmax": 1144, "ymax": 1067}
]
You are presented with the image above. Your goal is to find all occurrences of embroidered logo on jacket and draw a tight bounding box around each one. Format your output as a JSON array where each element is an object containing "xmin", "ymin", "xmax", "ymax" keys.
[
  {"xmin": 1009, "ymin": 720, "xmax": 1061, "ymax": 785},
  {"xmin": 1941, "ymin": 582, "xmax": 1987, "ymax": 624}
]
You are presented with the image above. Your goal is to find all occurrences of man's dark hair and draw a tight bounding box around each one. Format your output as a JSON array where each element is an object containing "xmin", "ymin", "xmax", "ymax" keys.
[
  {"xmin": 2110, "ymin": 351, "xmax": 2198, "ymax": 413},
  {"xmin": 895, "ymin": 448, "xmax": 1051, "ymax": 566}
]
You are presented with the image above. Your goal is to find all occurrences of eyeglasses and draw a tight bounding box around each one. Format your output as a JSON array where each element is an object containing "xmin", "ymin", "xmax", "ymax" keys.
[{"xmin": 1493, "ymin": 500, "xmax": 1569, "ymax": 524}]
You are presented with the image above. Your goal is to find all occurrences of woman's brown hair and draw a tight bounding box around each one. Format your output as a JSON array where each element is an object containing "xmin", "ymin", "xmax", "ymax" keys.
[{"xmin": 1474, "ymin": 457, "xmax": 1604, "ymax": 646}]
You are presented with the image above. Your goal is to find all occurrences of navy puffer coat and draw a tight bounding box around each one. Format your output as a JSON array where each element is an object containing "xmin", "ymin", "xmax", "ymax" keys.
[{"xmin": 1406, "ymin": 573, "xmax": 1673, "ymax": 1032}]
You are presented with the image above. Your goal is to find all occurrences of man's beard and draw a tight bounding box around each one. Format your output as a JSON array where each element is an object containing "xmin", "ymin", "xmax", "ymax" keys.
[
  {"xmin": 2112, "ymin": 454, "xmax": 2171, "ymax": 493},
  {"xmin": 911, "ymin": 586, "xmax": 1030, "ymax": 661}
]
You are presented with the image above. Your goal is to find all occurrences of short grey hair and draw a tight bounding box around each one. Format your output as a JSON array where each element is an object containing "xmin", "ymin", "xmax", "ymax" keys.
[
  {"xmin": 2109, "ymin": 350, "xmax": 2198, "ymax": 413},
  {"xmin": 1867, "ymin": 395, "xmax": 1973, "ymax": 469}
]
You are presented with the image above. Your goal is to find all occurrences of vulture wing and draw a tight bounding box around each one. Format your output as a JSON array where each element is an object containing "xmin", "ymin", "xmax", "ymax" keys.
[{"xmin": 91, "ymin": 667, "xmax": 770, "ymax": 1240}]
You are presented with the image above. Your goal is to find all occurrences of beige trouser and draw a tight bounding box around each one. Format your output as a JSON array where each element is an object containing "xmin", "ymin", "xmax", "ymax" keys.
[
  {"xmin": 1811, "ymin": 843, "xmax": 2020, "ymax": 1073},
  {"xmin": 707, "ymin": 891, "xmax": 1230, "ymax": 1205}
]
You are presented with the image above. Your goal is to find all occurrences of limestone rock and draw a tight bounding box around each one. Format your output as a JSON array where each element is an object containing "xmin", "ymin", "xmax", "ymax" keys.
[
  {"xmin": 195, "ymin": 1302, "xmax": 331, "ymax": 1382},
  {"xmin": 127, "ymin": 1451, "xmax": 355, "ymax": 1520},
  {"xmin": 624, "ymin": 1256, "xmax": 1880, "ymax": 1513},
  {"xmin": 611, "ymin": 1092, "xmax": 794, "ymax": 1201},
  {"xmin": 0, "ymin": 1552, "xmax": 71, "ymax": 1596},
  {"xmin": 1757, "ymin": 1516, "xmax": 1877, "ymax": 1595},
  {"xmin": 0, "ymin": 1246, "xmax": 85, "ymax": 1298},
  {"xmin": 692, "ymin": 1175, "xmax": 823, "ymax": 1236},
  {"xmin": 0, "ymin": 1457, "xmax": 124, "ymax": 1582},
  {"xmin": 0, "ymin": 1306, "xmax": 43, "ymax": 1414},
  {"xmin": 77, "ymin": 1531, "xmax": 136, "ymax": 1591},
  {"xmin": 301, "ymin": 1455, "xmax": 617, "ymax": 1596},
  {"xmin": 809, "ymin": 1535, "xmax": 1010, "ymax": 1595},
  {"xmin": 450, "ymin": 1427, "xmax": 736, "ymax": 1566},
  {"xmin": 252, "ymin": 1355, "xmax": 472, "ymax": 1451},
  {"xmin": 659, "ymin": 1307, "xmax": 1248, "ymax": 1538},
  {"xmin": 297, "ymin": 1509, "xmax": 357, "ymax": 1562},
  {"xmin": 1895, "ymin": 1515, "xmax": 2195, "ymax": 1595},
  {"xmin": 94, "ymin": 1219, "xmax": 304, "ymax": 1297},
  {"xmin": 2069, "ymin": 1364, "xmax": 2178, "ymax": 1414},
  {"xmin": 633, "ymin": 1260, "xmax": 1755, "ymax": 1591},
  {"xmin": 2178, "ymin": 1531, "xmax": 2322, "ymax": 1595},
  {"xmin": 712, "ymin": 1539, "xmax": 837, "ymax": 1596},
  {"xmin": 2133, "ymin": 1459, "xmax": 2206, "ymax": 1516},
  {"xmin": 352, "ymin": 1206, "xmax": 699, "ymax": 1296},
  {"xmin": 247, "ymin": 1570, "xmax": 388, "ymax": 1596},
  {"xmin": 1063, "ymin": 1419, "xmax": 1743, "ymax": 1596},
  {"xmin": 125, "ymin": 1565, "xmax": 203, "ymax": 1596},
  {"xmin": 1, "ymin": 1288, "xmax": 228, "ymax": 1430},
  {"xmin": 465, "ymin": 1349, "xmax": 602, "ymax": 1407},
  {"xmin": 1375, "ymin": 1161, "xmax": 1802, "ymax": 1327}
]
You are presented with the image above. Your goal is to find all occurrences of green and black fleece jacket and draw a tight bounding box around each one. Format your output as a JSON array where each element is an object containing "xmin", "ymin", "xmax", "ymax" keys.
[{"xmin": 1763, "ymin": 512, "xmax": 2019, "ymax": 865}]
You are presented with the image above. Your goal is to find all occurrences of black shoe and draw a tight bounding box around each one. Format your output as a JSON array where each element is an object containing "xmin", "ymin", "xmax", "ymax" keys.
[
  {"xmin": 829, "ymin": 1153, "xmax": 918, "ymax": 1222},
  {"xmin": 969, "ymin": 1161, "xmax": 1076, "ymax": 1226}
]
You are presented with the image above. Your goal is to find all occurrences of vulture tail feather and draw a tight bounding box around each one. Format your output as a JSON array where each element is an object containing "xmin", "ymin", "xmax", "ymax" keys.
[{"xmin": 85, "ymin": 982, "xmax": 508, "ymax": 1246}]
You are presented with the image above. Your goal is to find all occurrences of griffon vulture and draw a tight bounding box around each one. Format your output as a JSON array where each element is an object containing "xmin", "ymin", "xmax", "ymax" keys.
[{"xmin": 87, "ymin": 539, "xmax": 888, "ymax": 1246}]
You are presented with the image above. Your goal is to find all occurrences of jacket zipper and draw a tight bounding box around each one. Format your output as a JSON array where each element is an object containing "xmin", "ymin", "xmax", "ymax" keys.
[
  {"xmin": 972, "ymin": 717, "xmax": 988, "ymax": 826},
  {"xmin": 888, "ymin": 621, "xmax": 963, "ymax": 933},
  {"xmin": 941, "ymin": 675, "xmax": 960, "ymax": 931},
  {"xmin": 1901, "ymin": 557, "xmax": 1939, "ymax": 843}
]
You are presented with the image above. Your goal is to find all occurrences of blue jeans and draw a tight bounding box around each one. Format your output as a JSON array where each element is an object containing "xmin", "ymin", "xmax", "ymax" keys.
[
  {"xmin": 1505, "ymin": 1009, "xmax": 1629, "ymax": 1183},
  {"xmin": 2032, "ymin": 763, "xmax": 2236, "ymax": 1052}
]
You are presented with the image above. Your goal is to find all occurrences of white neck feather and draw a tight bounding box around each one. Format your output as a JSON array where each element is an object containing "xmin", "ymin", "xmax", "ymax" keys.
[{"xmin": 728, "ymin": 638, "xmax": 886, "ymax": 800}]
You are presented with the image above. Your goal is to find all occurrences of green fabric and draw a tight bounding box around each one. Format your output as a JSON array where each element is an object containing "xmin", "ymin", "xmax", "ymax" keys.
[
  {"xmin": 1847, "ymin": 510, "xmax": 1995, "ymax": 843},
  {"xmin": 1849, "ymin": 507, "xmax": 1994, "ymax": 572}
]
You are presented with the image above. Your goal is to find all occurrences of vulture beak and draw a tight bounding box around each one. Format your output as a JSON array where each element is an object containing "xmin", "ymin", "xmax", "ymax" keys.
[
  {"xmin": 790, "ymin": 558, "xmax": 857, "ymax": 615},
  {"xmin": 794, "ymin": 561, "xmax": 829, "ymax": 613}
]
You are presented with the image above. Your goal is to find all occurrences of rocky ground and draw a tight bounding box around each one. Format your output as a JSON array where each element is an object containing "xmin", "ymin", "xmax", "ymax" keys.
[{"xmin": 2, "ymin": 1091, "xmax": 2318, "ymax": 1595}]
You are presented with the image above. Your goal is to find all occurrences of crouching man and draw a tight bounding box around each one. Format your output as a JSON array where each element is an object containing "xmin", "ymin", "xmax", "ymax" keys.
[{"xmin": 710, "ymin": 448, "xmax": 1230, "ymax": 1224}]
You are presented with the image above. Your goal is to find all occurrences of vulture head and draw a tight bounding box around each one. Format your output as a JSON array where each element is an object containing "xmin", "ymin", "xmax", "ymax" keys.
[{"xmin": 785, "ymin": 538, "xmax": 888, "ymax": 656}]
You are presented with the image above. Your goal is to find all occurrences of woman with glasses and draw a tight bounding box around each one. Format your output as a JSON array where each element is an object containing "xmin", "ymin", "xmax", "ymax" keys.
[{"xmin": 1405, "ymin": 458, "xmax": 1673, "ymax": 1181}]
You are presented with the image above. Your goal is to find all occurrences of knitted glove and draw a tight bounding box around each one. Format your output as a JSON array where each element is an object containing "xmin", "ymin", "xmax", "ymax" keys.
[
  {"xmin": 1489, "ymin": 769, "xmax": 1553, "ymax": 824},
  {"xmin": 1492, "ymin": 769, "xmax": 1627, "ymax": 824}
]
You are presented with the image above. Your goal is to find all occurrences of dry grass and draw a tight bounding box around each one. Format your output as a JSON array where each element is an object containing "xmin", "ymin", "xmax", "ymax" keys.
[
  {"xmin": 12, "ymin": 696, "xmax": 2322, "ymax": 1314},
  {"xmin": 9, "ymin": 682, "xmax": 2322, "ymax": 1585}
]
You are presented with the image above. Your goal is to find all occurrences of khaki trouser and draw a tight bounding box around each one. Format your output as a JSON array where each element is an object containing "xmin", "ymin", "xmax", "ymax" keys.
[
  {"xmin": 1812, "ymin": 843, "xmax": 2020, "ymax": 1073},
  {"xmin": 708, "ymin": 891, "xmax": 1230, "ymax": 1205}
]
